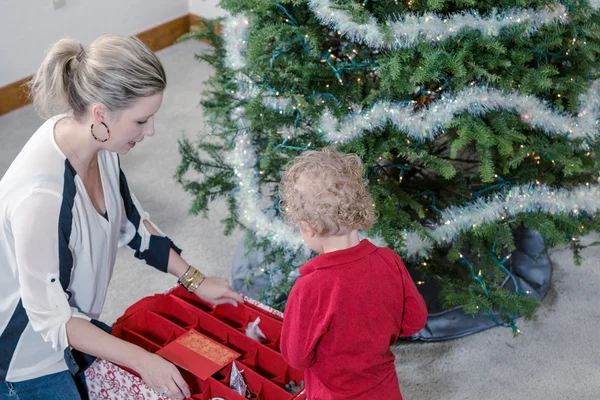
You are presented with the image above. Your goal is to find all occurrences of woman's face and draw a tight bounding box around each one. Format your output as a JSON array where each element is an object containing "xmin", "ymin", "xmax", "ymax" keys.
[{"xmin": 97, "ymin": 92, "xmax": 163, "ymax": 155}]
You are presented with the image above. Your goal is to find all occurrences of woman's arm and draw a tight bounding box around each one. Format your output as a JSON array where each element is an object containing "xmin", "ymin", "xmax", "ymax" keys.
[
  {"xmin": 143, "ymin": 221, "xmax": 244, "ymax": 306},
  {"xmin": 11, "ymin": 192, "xmax": 189, "ymax": 399},
  {"xmin": 66, "ymin": 318, "xmax": 190, "ymax": 400}
]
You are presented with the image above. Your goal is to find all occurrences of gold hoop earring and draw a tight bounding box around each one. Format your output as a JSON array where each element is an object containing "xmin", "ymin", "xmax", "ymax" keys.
[{"xmin": 90, "ymin": 122, "xmax": 110, "ymax": 143}]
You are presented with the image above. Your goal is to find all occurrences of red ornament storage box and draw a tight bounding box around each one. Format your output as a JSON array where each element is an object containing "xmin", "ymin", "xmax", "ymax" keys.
[{"xmin": 86, "ymin": 285, "xmax": 306, "ymax": 400}]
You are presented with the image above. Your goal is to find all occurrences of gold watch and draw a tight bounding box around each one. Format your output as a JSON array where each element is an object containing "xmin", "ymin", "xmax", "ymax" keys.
[{"xmin": 178, "ymin": 265, "xmax": 206, "ymax": 293}]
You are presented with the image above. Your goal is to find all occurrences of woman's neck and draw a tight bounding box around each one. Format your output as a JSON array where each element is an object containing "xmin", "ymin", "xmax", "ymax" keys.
[{"xmin": 54, "ymin": 117, "xmax": 101, "ymax": 174}]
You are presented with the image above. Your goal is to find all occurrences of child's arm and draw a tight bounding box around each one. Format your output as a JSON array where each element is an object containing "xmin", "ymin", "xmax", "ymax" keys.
[
  {"xmin": 280, "ymin": 282, "xmax": 329, "ymax": 369},
  {"xmin": 397, "ymin": 258, "xmax": 428, "ymax": 336}
]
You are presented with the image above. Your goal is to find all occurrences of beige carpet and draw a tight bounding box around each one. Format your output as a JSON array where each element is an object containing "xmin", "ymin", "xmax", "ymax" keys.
[{"xmin": 1, "ymin": 39, "xmax": 598, "ymax": 400}]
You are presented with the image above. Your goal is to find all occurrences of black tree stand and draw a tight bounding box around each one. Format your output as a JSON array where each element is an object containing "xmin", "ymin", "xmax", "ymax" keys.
[{"xmin": 405, "ymin": 226, "xmax": 552, "ymax": 341}]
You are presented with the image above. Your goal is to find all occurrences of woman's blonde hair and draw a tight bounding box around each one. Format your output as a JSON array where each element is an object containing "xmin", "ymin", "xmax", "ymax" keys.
[
  {"xmin": 28, "ymin": 35, "xmax": 166, "ymax": 119},
  {"xmin": 280, "ymin": 147, "xmax": 375, "ymax": 236}
]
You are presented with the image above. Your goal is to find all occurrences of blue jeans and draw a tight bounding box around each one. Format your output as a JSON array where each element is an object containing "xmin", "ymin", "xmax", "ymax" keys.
[{"xmin": 0, "ymin": 370, "xmax": 88, "ymax": 400}]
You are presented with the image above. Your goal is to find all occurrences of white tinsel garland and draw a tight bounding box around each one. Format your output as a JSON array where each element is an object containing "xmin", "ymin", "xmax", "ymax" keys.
[
  {"xmin": 403, "ymin": 183, "xmax": 600, "ymax": 257},
  {"xmin": 236, "ymin": 77, "xmax": 600, "ymax": 145},
  {"xmin": 320, "ymin": 82, "xmax": 600, "ymax": 144},
  {"xmin": 307, "ymin": 0, "xmax": 571, "ymax": 50},
  {"xmin": 226, "ymin": 128, "xmax": 306, "ymax": 250},
  {"xmin": 223, "ymin": 14, "xmax": 249, "ymax": 69}
]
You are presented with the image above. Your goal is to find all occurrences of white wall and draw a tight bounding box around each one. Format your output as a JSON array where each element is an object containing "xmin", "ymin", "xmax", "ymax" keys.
[
  {"xmin": 188, "ymin": 0, "xmax": 227, "ymax": 19},
  {"xmin": 0, "ymin": 0, "xmax": 189, "ymax": 87}
]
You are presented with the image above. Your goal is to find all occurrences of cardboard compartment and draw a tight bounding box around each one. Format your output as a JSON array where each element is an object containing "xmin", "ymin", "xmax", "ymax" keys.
[
  {"xmin": 208, "ymin": 380, "xmax": 248, "ymax": 400},
  {"xmin": 155, "ymin": 294, "xmax": 230, "ymax": 344},
  {"xmin": 194, "ymin": 311, "xmax": 231, "ymax": 345},
  {"xmin": 214, "ymin": 362, "xmax": 264, "ymax": 399},
  {"xmin": 118, "ymin": 328, "xmax": 161, "ymax": 353},
  {"xmin": 225, "ymin": 327, "xmax": 261, "ymax": 359},
  {"xmin": 150, "ymin": 295, "xmax": 199, "ymax": 330},
  {"xmin": 225, "ymin": 329, "xmax": 289, "ymax": 380},
  {"xmin": 287, "ymin": 366, "xmax": 305, "ymax": 393},
  {"xmin": 118, "ymin": 309, "xmax": 186, "ymax": 346},
  {"xmin": 293, "ymin": 392, "xmax": 307, "ymax": 400},
  {"xmin": 183, "ymin": 370, "xmax": 211, "ymax": 395},
  {"xmin": 170, "ymin": 286, "xmax": 215, "ymax": 313},
  {"xmin": 213, "ymin": 303, "xmax": 282, "ymax": 350},
  {"xmin": 184, "ymin": 372, "xmax": 245, "ymax": 400},
  {"xmin": 239, "ymin": 348, "xmax": 259, "ymax": 369},
  {"xmin": 184, "ymin": 369, "xmax": 246, "ymax": 400},
  {"xmin": 254, "ymin": 347, "xmax": 290, "ymax": 382},
  {"xmin": 214, "ymin": 361, "xmax": 293, "ymax": 400}
]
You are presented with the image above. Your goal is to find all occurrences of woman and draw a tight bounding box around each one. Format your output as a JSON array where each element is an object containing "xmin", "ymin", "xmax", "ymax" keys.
[{"xmin": 0, "ymin": 35, "xmax": 243, "ymax": 400}]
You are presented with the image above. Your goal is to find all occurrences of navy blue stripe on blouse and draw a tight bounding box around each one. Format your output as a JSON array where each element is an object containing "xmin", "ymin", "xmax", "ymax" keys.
[
  {"xmin": 58, "ymin": 160, "xmax": 78, "ymax": 299},
  {"xmin": 118, "ymin": 164, "xmax": 180, "ymax": 273},
  {"xmin": 0, "ymin": 300, "xmax": 29, "ymax": 381}
]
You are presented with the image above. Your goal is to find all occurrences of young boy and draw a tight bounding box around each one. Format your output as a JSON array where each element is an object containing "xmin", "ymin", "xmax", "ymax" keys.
[{"xmin": 280, "ymin": 148, "xmax": 428, "ymax": 400}]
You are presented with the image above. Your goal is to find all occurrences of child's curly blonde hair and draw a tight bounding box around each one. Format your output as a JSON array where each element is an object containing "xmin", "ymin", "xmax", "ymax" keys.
[{"xmin": 280, "ymin": 147, "xmax": 375, "ymax": 236}]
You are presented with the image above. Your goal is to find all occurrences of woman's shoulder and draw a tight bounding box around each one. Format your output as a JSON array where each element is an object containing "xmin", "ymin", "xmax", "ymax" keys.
[{"xmin": 0, "ymin": 116, "xmax": 69, "ymax": 201}]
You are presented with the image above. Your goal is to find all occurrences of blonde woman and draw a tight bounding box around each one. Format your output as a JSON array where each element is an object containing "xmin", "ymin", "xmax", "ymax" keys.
[{"xmin": 0, "ymin": 35, "xmax": 243, "ymax": 400}]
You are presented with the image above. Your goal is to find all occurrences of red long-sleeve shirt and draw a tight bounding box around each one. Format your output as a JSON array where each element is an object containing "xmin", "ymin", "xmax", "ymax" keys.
[{"xmin": 281, "ymin": 240, "xmax": 428, "ymax": 400}]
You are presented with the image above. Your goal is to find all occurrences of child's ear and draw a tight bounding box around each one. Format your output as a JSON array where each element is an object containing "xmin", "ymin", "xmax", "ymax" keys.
[{"xmin": 299, "ymin": 221, "xmax": 316, "ymax": 237}]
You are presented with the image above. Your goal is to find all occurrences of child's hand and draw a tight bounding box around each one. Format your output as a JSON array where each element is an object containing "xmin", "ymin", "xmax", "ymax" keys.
[{"xmin": 193, "ymin": 277, "xmax": 244, "ymax": 306}]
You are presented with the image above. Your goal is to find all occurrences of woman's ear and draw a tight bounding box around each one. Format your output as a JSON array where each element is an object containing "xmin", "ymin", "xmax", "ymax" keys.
[{"xmin": 91, "ymin": 103, "xmax": 107, "ymax": 124}]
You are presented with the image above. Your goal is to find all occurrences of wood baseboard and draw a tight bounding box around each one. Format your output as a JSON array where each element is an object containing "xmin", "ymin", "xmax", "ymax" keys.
[
  {"xmin": 189, "ymin": 14, "xmax": 223, "ymax": 35},
  {"xmin": 137, "ymin": 14, "xmax": 191, "ymax": 52},
  {"xmin": 0, "ymin": 13, "xmax": 211, "ymax": 117},
  {"xmin": 0, "ymin": 76, "xmax": 31, "ymax": 116}
]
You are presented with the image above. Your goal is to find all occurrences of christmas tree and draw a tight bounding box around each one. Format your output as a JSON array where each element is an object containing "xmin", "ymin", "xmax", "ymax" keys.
[{"xmin": 177, "ymin": 0, "xmax": 600, "ymax": 334}]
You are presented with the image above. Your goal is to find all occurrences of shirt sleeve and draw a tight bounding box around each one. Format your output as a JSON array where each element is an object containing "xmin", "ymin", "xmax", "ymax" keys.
[
  {"xmin": 395, "ymin": 255, "xmax": 428, "ymax": 337},
  {"xmin": 280, "ymin": 278, "xmax": 330, "ymax": 369},
  {"xmin": 117, "ymin": 168, "xmax": 181, "ymax": 272},
  {"xmin": 11, "ymin": 190, "xmax": 90, "ymax": 353}
]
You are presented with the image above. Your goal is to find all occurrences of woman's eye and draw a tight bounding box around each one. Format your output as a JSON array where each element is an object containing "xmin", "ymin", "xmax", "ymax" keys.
[{"xmin": 137, "ymin": 120, "xmax": 148, "ymax": 125}]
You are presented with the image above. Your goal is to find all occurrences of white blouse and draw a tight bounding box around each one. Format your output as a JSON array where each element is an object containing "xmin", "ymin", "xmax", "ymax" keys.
[{"xmin": 0, "ymin": 115, "xmax": 179, "ymax": 382}]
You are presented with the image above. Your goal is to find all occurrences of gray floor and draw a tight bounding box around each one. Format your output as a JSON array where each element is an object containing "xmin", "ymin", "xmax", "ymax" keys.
[{"xmin": 1, "ymin": 40, "xmax": 599, "ymax": 400}]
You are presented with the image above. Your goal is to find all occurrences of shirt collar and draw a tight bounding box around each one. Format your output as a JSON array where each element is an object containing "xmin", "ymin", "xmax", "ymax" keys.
[{"xmin": 299, "ymin": 239, "xmax": 378, "ymax": 275}]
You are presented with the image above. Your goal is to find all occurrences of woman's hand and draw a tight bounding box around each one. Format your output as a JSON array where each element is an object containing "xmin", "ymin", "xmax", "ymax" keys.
[
  {"xmin": 194, "ymin": 277, "xmax": 244, "ymax": 306},
  {"xmin": 134, "ymin": 352, "xmax": 191, "ymax": 400}
]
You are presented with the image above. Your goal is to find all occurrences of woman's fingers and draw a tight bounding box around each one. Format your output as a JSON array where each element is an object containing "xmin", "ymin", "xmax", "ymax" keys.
[
  {"xmin": 211, "ymin": 297, "xmax": 240, "ymax": 307},
  {"xmin": 172, "ymin": 372, "xmax": 191, "ymax": 398},
  {"xmin": 194, "ymin": 277, "xmax": 244, "ymax": 306},
  {"xmin": 163, "ymin": 381, "xmax": 184, "ymax": 400},
  {"xmin": 137, "ymin": 353, "xmax": 190, "ymax": 400},
  {"xmin": 229, "ymin": 290, "xmax": 245, "ymax": 304}
]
